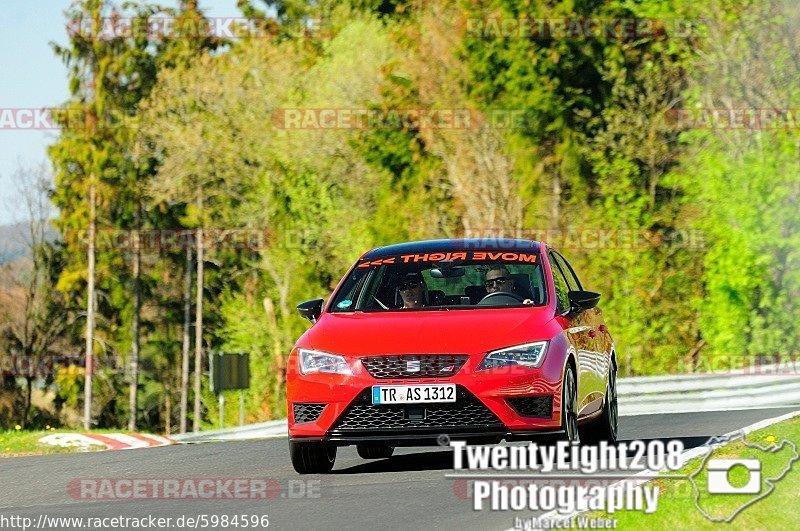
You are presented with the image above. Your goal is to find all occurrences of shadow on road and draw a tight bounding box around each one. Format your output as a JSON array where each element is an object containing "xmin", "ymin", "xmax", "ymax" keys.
[
  {"xmin": 333, "ymin": 449, "xmax": 453, "ymax": 474},
  {"xmin": 333, "ymin": 435, "xmax": 717, "ymax": 474}
]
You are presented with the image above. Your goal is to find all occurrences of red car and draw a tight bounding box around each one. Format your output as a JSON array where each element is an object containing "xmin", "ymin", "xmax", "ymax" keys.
[{"xmin": 287, "ymin": 239, "xmax": 617, "ymax": 473}]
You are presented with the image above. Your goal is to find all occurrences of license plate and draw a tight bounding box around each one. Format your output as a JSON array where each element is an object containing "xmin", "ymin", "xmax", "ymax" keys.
[{"xmin": 372, "ymin": 384, "xmax": 456, "ymax": 404}]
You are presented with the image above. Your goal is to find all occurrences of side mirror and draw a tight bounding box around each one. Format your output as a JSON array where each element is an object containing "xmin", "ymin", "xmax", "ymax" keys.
[
  {"xmin": 297, "ymin": 299, "xmax": 324, "ymax": 323},
  {"xmin": 568, "ymin": 290, "xmax": 600, "ymax": 313}
]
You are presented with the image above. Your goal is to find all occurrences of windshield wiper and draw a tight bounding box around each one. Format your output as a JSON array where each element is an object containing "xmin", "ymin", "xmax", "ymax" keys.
[{"xmin": 373, "ymin": 296, "xmax": 389, "ymax": 310}]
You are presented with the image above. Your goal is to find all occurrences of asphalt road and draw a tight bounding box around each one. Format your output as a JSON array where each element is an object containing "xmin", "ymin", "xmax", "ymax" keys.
[{"xmin": 1, "ymin": 407, "xmax": 797, "ymax": 531}]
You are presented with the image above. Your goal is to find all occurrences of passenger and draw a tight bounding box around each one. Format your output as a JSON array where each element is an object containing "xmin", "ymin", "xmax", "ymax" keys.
[{"xmin": 398, "ymin": 272, "xmax": 427, "ymax": 309}]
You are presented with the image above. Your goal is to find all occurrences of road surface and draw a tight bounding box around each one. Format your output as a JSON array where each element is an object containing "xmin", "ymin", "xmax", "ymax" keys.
[{"xmin": 1, "ymin": 407, "xmax": 796, "ymax": 530}]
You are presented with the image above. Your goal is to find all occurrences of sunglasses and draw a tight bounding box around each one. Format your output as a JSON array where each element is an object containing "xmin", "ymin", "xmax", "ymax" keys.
[
  {"xmin": 399, "ymin": 281, "xmax": 422, "ymax": 291},
  {"xmin": 484, "ymin": 277, "xmax": 511, "ymax": 288}
]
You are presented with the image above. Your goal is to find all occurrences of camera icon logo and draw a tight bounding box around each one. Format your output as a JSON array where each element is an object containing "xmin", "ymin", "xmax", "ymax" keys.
[
  {"xmin": 690, "ymin": 430, "xmax": 799, "ymax": 522},
  {"xmin": 706, "ymin": 459, "xmax": 761, "ymax": 494}
]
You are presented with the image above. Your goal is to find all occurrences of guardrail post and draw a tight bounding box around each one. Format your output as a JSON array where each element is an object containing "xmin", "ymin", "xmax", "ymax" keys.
[{"xmin": 239, "ymin": 390, "xmax": 245, "ymax": 427}]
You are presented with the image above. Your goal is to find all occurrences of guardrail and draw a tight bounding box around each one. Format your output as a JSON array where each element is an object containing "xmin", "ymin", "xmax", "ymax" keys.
[
  {"xmin": 172, "ymin": 364, "xmax": 800, "ymax": 441},
  {"xmin": 618, "ymin": 363, "xmax": 800, "ymax": 415},
  {"xmin": 171, "ymin": 419, "xmax": 287, "ymax": 443}
]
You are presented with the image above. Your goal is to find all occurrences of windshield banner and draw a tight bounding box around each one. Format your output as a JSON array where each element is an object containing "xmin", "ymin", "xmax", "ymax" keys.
[{"xmin": 357, "ymin": 251, "xmax": 537, "ymax": 268}]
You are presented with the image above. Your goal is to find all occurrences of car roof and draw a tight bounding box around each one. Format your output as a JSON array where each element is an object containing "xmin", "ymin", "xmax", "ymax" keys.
[{"xmin": 360, "ymin": 238, "xmax": 541, "ymax": 260}]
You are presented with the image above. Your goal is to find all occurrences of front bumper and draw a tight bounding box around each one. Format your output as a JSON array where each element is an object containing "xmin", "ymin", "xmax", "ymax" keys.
[
  {"xmin": 287, "ymin": 352, "xmax": 565, "ymax": 445},
  {"xmin": 290, "ymin": 429, "xmax": 567, "ymax": 447}
]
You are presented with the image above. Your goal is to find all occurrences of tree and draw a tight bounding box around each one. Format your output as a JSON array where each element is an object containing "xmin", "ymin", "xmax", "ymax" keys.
[{"xmin": 0, "ymin": 163, "xmax": 71, "ymax": 427}]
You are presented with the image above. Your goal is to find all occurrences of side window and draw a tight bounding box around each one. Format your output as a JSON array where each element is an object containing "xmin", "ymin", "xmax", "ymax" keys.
[
  {"xmin": 549, "ymin": 252, "xmax": 570, "ymax": 313},
  {"xmin": 552, "ymin": 251, "xmax": 582, "ymax": 292},
  {"xmin": 356, "ymin": 268, "xmax": 385, "ymax": 310},
  {"xmin": 333, "ymin": 268, "xmax": 368, "ymax": 311}
]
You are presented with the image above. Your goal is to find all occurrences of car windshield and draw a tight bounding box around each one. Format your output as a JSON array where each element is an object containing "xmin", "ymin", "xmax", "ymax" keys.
[{"xmin": 330, "ymin": 250, "xmax": 546, "ymax": 312}]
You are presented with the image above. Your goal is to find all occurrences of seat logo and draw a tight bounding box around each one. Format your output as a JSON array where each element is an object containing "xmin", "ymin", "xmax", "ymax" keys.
[{"xmin": 406, "ymin": 360, "xmax": 421, "ymax": 372}]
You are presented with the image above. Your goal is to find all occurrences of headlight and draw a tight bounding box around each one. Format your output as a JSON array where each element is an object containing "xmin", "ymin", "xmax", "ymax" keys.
[
  {"xmin": 298, "ymin": 349, "xmax": 351, "ymax": 375},
  {"xmin": 477, "ymin": 341, "xmax": 548, "ymax": 371}
]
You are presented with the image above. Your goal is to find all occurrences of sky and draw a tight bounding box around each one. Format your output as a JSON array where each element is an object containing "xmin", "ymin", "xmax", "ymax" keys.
[{"xmin": 0, "ymin": 0, "xmax": 240, "ymax": 226}]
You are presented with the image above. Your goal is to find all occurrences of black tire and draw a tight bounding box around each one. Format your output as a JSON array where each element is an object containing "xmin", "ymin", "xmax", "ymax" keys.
[
  {"xmin": 356, "ymin": 444, "xmax": 395, "ymax": 459},
  {"xmin": 580, "ymin": 361, "xmax": 618, "ymax": 444},
  {"xmin": 289, "ymin": 441, "xmax": 337, "ymax": 474},
  {"xmin": 560, "ymin": 364, "xmax": 580, "ymax": 442}
]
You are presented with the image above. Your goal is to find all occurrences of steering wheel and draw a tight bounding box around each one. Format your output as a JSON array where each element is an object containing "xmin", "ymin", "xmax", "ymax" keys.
[{"xmin": 477, "ymin": 291, "xmax": 525, "ymax": 306}]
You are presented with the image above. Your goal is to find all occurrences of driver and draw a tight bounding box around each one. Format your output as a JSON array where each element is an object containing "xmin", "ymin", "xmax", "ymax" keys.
[
  {"xmin": 483, "ymin": 265, "xmax": 534, "ymax": 305},
  {"xmin": 484, "ymin": 265, "xmax": 515, "ymax": 294}
]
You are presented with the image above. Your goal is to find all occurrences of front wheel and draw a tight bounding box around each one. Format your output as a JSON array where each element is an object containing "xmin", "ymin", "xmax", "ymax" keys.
[
  {"xmin": 560, "ymin": 365, "xmax": 580, "ymax": 442},
  {"xmin": 580, "ymin": 362, "xmax": 618, "ymax": 444},
  {"xmin": 289, "ymin": 441, "xmax": 337, "ymax": 474}
]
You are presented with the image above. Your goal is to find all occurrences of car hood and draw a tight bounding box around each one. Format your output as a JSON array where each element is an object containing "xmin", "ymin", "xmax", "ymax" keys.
[{"xmin": 301, "ymin": 307, "xmax": 556, "ymax": 356}]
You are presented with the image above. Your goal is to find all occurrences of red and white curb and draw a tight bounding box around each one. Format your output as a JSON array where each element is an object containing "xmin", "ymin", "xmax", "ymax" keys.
[{"xmin": 39, "ymin": 432, "xmax": 175, "ymax": 451}]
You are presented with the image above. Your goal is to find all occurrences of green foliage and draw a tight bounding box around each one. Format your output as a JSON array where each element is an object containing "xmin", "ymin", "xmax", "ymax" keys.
[{"xmin": 676, "ymin": 131, "xmax": 800, "ymax": 356}]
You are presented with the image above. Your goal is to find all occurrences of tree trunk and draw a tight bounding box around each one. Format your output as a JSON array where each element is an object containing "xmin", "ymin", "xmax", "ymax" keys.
[
  {"xmin": 193, "ymin": 209, "xmax": 204, "ymax": 432},
  {"xmin": 23, "ymin": 376, "xmax": 33, "ymax": 428},
  {"xmin": 165, "ymin": 391, "xmax": 172, "ymax": 436},
  {"xmin": 128, "ymin": 224, "xmax": 141, "ymax": 431},
  {"xmin": 180, "ymin": 246, "xmax": 192, "ymax": 433},
  {"xmin": 551, "ymin": 169, "xmax": 561, "ymax": 228},
  {"xmin": 83, "ymin": 181, "xmax": 96, "ymax": 430}
]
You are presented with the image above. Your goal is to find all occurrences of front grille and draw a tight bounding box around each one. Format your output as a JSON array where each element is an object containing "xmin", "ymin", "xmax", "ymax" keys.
[
  {"xmin": 331, "ymin": 386, "xmax": 503, "ymax": 432},
  {"xmin": 361, "ymin": 355, "xmax": 469, "ymax": 379},
  {"xmin": 506, "ymin": 395, "xmax": 553, "ymax": 418},
  {"xmin": 293, "ymin": 403, "xmax": 326, "ymax": 424}
]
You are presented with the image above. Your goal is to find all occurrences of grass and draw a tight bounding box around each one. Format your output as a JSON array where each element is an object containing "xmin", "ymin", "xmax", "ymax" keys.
[
  {"xmin": 0, "ymin": 428, "xmax": 128, "ymax": 457},
  {"xmin": 590, "ymin": 414, "xmax": 800, "ymax": 529}
]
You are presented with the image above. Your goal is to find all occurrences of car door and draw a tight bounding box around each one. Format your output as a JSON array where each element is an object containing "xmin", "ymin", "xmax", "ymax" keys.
[
  {"xmin": 551, "ymin": 251, "xmax": 611, "ymax": 407},
  {"xmin": 548, "ymin": 250, "xmax": 599, "ymax": 417}
]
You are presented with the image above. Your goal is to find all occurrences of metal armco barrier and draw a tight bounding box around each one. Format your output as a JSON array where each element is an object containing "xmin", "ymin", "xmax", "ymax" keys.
[{"xmin": 618, "ymin": 364, "xmax": 800, "ymax": 415}]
